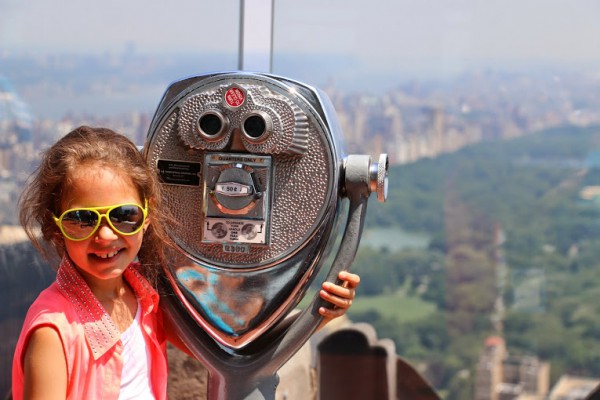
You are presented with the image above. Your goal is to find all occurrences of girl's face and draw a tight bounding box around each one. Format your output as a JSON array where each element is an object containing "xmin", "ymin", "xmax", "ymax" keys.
[{"xmin": 60, "ymin": 165, "xmax": 150, "ymax": 287}]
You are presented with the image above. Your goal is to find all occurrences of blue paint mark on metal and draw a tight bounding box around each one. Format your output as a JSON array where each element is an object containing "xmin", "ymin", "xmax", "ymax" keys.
[{"xmin": 176, "ymin": 268, "xmax": 245, "ymax": 334}]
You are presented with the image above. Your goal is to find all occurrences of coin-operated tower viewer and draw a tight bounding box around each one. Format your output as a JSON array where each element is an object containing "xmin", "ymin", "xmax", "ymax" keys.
[{"xmin": 143, "ymin": 71, "xmax": 388, "ymax": 400}]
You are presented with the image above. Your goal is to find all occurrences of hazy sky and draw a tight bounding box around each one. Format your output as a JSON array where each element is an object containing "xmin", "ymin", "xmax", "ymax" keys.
[{"xmin": 2, "ymin": 0, "xmax": 600, "ymax": 73}]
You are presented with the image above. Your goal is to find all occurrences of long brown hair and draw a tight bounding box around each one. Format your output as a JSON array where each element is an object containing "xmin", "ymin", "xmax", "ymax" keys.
[{"xmin": 19, "ymin": 125, "xmax": 174, "ymax": 284}]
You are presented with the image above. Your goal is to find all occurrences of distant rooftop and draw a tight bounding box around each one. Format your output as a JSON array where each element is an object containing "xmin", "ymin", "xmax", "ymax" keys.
[
  {"xmin": 549, "ymin": 375, "xmax": 599, "ymax": 400},
  {"xmin": 0, "ymin": 225, "xmax": 28, "ymax": 245}
]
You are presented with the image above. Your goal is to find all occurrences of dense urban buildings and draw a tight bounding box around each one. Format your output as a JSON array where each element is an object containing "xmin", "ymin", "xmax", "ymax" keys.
[
  {"xmin": 3, "ymin": 55, "xmax": 600, "ymax": 227},
  {"xmin": 474, "ymin": 336, "xmax": 550, "ymax": 400}
]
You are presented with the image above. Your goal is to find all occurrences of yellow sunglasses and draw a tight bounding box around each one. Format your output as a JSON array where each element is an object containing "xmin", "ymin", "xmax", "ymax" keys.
[{"xmin": 53, "ymin": 200, "xmax": 148, "ymax": 241}]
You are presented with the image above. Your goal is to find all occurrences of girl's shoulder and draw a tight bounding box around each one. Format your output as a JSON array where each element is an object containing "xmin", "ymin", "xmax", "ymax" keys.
[{"xmin": 23, "ymin": 282, "xmax": 77, "ymax": 327}]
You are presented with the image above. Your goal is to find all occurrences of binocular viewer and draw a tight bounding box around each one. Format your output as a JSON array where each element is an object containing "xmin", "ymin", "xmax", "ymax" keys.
[{"xmin": 143, "ymin": 71, "xmax": 388, "ymax": 399}]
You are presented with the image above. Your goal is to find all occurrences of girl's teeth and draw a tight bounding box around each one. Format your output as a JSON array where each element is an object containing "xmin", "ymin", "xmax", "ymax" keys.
[{"xmin": 99, "ymin": 251, "xmax": 118, "ymax": 259}]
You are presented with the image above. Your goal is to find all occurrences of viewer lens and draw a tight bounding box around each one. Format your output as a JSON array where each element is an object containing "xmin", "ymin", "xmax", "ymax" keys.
[{"xmin": 243, "ymin": 115, "xmax": 266, "ymax": 138}]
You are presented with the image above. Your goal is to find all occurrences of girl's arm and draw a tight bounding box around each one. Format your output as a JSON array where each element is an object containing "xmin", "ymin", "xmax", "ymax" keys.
[
  {"xmin": 22, "ymin": 326, "xmax": 67, "ymax": 400},
  {"xmin": 317, "ymin": 271, "xmax": 360, "ymax": 330}
]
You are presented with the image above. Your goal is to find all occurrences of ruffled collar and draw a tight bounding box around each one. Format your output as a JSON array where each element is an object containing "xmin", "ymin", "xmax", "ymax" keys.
[{"xmin": 55, "ymin": 257, "xmax": 159, "ymax": 359}]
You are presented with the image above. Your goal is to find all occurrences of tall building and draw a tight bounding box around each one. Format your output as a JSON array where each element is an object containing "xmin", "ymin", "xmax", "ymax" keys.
[
  {"xmin": 0, "ymin": 76, "xmax": 35, "ymax": 225},
  {"xmin": 429, "ymin": 106, "xmax": 445, "ymax": 156},
  {"xmin": 0, "ymin": 76, "xmax": 34, "ymax": 142},
  {"xmin": 475, "ymin": 336, "xmax": 506, "ymax": 400}
]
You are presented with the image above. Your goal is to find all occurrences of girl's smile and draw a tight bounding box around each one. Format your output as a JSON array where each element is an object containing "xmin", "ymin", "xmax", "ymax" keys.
[{"xmin": 95, "ymin": 250, "xmax": 121, "ymax": 259}]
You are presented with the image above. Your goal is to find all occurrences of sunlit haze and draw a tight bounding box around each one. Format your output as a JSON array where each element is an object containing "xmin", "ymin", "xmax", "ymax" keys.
[{"xmin": 2, "ymin": 0, "xmax": 600, "ymax": 74}]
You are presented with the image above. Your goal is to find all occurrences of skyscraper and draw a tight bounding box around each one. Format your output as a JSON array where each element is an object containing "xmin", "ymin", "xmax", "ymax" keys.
[{"xmin": 0, "ymin": 76, "xmax": 34, "ymax": 142}]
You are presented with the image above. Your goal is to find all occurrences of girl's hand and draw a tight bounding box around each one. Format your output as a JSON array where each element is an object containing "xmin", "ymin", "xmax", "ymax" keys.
[{"xmin": 318, "ymin": 271, "xmax": 360, "ymax": 325}]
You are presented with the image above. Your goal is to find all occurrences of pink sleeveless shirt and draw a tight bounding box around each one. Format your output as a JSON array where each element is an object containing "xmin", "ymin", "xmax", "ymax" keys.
[{"xmin": 12, "ymin": 258, "xmax": 168, "ymax": 400}]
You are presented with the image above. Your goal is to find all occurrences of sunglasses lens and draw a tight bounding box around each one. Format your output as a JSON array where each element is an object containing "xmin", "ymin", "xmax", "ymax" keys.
[
  {"xmin": 61, "ymin": 210, "xmax": 99, "ymax": 240},
  {"xmin": 109, "ymin": 205, "xmax": 145, "ymax": 233}
]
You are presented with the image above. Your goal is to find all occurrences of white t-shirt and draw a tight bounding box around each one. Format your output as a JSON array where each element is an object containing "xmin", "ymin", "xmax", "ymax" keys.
[{"xmin": 119, "ymin": 301, "xmax": 154, "ymax": 399}]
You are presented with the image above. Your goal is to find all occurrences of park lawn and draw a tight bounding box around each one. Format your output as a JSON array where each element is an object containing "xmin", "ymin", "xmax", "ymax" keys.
[{"xmin": 347, "ymin": 292, "xmax": 436, "ymax": 322}]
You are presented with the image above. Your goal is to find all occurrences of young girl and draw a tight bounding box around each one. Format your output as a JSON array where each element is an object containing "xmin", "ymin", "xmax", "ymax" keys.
[{"xmin": 12, "ymin": 126, "xmax": 360, "ymax": 400}]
